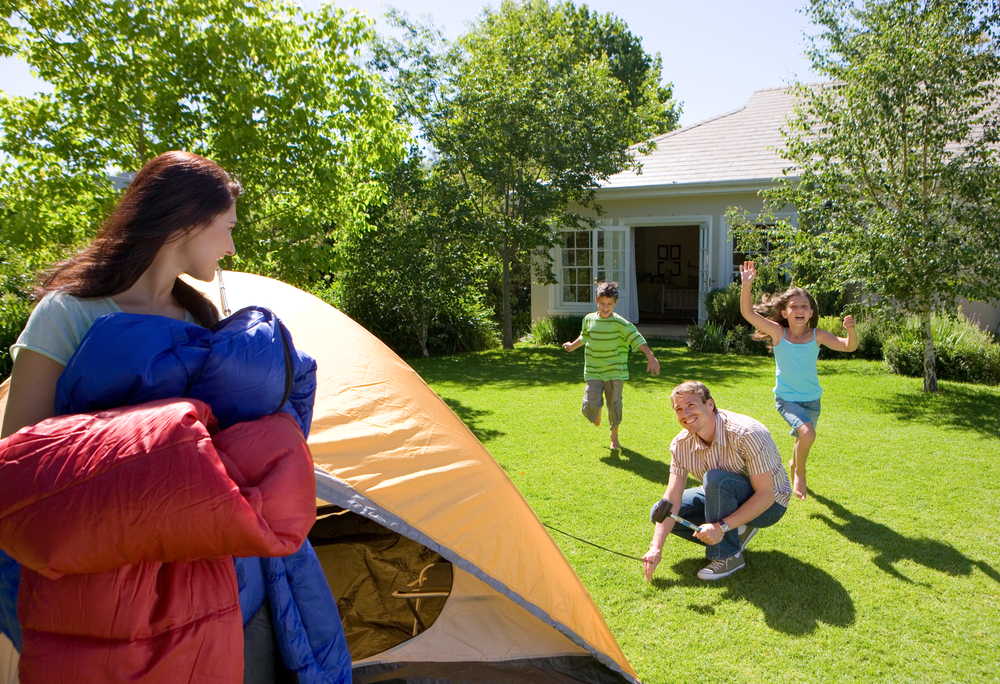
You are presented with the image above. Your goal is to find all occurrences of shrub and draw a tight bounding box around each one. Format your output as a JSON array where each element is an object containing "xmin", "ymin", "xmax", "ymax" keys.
[
  {"xmin": 687, "ymin": 320, "xmax": 727, "ymax": 354},
  {"xmin": 0, "ymin": 294, "xmax": 33, "ymax": 380},
  {"xmin": 313, "ymin": 282, "xmax": 499, "ymax": 359},
  {"xmin": 529, "ymin": 317, "xmax": 557, "ymax": 345},
  {"xmin": 882, "ymin": 311, "xmax": 1000, "ymax": 385},
  {"xmin": 550, "ymin": 315, "xmax": 585, "ymax": 346},
  {"xmin": 704, "ymin": 283, "xmax": 744, "ymax": 330}
]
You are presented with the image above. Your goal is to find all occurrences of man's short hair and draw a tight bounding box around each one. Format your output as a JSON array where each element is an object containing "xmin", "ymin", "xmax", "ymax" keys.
[
  {"xmin": 595, "ymin": 281, "xmax": 619, "ymax": 300},
  {"xmin": 671, "ymin": 381, "xmax": 716, "ymax": 411}
]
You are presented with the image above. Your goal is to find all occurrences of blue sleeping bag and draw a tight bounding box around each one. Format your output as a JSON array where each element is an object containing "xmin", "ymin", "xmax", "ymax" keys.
[{"xmin": 0, "ymin": 306, "xmax": 350, "ymax": 683}]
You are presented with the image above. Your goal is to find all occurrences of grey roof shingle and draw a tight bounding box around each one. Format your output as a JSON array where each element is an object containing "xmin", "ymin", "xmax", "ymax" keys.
[{"xmin": 603, "ymin": 86, "xmax": 798, "ymax": 189}]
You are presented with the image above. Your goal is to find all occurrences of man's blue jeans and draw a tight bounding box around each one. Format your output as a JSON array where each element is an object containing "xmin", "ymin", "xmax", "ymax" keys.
[{"xmin": 670, "ymin": 469, "xmax": 786, "ymax": 560}]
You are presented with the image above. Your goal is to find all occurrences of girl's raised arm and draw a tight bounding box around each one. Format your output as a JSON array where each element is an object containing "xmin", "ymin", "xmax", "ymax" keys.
[{"xmin": 739, "ymin": 261, "xmax": 784, "ymax": 346}]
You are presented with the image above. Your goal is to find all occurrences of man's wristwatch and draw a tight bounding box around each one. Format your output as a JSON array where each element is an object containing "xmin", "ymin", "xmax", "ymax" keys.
[{"xmin": 719, "ymin": 521, "xmax": 730, "ymax": 534}]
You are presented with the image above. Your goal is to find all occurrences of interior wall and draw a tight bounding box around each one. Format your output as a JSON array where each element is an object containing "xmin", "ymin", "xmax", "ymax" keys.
[{"xmin": 634, "ymin": 226, "xmax": 700, "ymax": 289}]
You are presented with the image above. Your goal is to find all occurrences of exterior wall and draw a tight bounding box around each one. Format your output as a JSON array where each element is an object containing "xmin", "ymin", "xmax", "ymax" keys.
[
  {"xmin": 534, "ymin": 184, "xmax": 781, "ymax": 324},
  {"xmin": 533, "ymin": 185, "xmax": 1000, "ymax": 336}
]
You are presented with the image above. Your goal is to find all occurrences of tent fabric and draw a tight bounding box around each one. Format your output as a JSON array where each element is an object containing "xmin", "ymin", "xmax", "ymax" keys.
[
  {"xmin": 190, "ymin": 272, "xmax": 641, "ymax": 684},
  {"xmin": 0, "ymin": 271, "xmax": 641, "ymax": 684}
]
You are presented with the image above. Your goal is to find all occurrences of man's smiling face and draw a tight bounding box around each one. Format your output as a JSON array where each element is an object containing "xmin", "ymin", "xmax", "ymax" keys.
[{"xmin": 671, "ymin": 391, "xmax": 715, "ymax": 437}]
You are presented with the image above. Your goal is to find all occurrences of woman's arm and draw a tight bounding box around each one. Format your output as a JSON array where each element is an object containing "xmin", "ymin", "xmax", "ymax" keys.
[
  {"xmin": 1, "ymin": 349, "xmax": 65, "ymax": 438},
  {"xmin": 816, "ymin": 315, "xmax": 858, "ymax": 353},
  {"xmin": 739, "ymin": 261, "xmax": 783, "ymax": 346}
]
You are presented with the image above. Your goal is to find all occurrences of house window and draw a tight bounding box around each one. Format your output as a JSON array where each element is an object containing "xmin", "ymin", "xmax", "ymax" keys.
[
  {"xmin": 559, "ymin": 228, "xmax": 627, "ymax": 306},
  {"xmin": 561, "ymin": 230, "xmax": 593, "ymax": 303}
]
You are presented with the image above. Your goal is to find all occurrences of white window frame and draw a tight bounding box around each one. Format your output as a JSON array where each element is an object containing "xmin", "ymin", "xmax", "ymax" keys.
[{"xmin": 554, "ymin": 225, "xmax": 628, "ymax": 311}]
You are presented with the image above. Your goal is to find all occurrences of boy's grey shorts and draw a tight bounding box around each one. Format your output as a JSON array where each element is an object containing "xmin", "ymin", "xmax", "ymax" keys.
[{"xmin": 582, "ymin": 379, "xmax": 624, "ymax": 427}]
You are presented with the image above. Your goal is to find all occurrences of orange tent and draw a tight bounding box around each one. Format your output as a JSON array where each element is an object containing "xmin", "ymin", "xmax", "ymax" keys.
[{"xmin": 0, "ymin": 272, "xmax": 640, "ymax": 684}]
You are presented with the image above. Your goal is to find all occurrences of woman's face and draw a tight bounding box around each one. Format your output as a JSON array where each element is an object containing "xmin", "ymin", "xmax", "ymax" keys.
[{"xmin": 177, "ymin": 205, "xmax": 237, "ymax": 282}]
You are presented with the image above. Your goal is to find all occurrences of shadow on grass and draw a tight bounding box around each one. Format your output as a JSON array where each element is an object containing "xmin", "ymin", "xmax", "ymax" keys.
[
  {"xmin": 440, "ymin": 397, "xmax": 505, "ymax": 444},
  {"xmin": 878, "ymin": 384, "xmax": 1000, "ymax": 439},
  {"xmin": 809, "ymin": 490, "xmax": 999, "ymax": 586},
  {"xmin": 600, "ymin": 447, "xmax": 671, "ymax": 485},
  {"xmin": 409, "ymin": 343, "xmax": 766, "ymax": 390},
  {"xmin": 653, "ymin": 551, "xmax": 855, "ymax": 635}
]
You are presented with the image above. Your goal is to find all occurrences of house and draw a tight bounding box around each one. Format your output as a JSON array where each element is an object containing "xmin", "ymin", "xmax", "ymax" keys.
[{"xmin": 531, "ymin": 86, "xmax": 1000, "ymax": 335}]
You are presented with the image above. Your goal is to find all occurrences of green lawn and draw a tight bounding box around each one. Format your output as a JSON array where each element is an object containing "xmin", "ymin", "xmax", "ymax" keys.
[{"xmin": 407, "ymin": 341, "xmax": 1000, "ymax": 684}]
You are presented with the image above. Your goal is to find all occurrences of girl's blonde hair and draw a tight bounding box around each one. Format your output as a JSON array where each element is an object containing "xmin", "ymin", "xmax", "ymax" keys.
[{"xmin": 751, "ymin": 287, "xmax": 819, "ymax": 348}]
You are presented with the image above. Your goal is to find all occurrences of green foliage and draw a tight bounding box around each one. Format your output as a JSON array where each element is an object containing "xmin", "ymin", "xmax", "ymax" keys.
[
  {"xmin": 426, "ymin": 0, "xmax": 679, "ymax": 348},
  {"xmin": 550, "ymin": 315, "xmax": 585, "ymax": 346},
  {"xmin": 529, "ymin": 316, "xmax": 557, "ymax": 345},
  {"xmin": 883, "ymin": 311, "xmax": 1000, "ymax": 385},
  {"xmin": 704, "ymin": 282, "xmax": 745, "ymax": 330},
  {"xmin": 333, "ymin": 151, "xmax": 497, "ymax": 358},
  {"xmin": 731, "ymin": 0, "xmax": 1000, "ymax": 391},
  {"xmin": 0, "ymin": 247, "xmax": 36, "ymax": 379},
  {"xmin": 529, "ymin": 313, "xmax": 586, "ymax": 346},
  {"xmin": 1, "ymin": 0, "xmax": 404, "ymax": 286},
  {"xmin": 686, "ymin": 320, "xmax": 727, "ymax": 354},
  {"xmin": 692, "ymin": 282, "xmax": 769, "ymax": 356}
]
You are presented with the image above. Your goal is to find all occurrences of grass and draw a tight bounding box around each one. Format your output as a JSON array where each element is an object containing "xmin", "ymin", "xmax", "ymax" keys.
[{"xmin": 407, "ymin": 341, "xmax": 1000, "ymax": 684}]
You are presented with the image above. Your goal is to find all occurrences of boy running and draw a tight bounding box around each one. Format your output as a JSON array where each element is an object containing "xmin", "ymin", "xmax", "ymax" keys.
[{"xmin": 563, "ymin": 282, "xmax": 660, "ymax": 449}]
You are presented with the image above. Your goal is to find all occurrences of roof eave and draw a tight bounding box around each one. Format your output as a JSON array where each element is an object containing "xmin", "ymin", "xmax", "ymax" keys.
[{"xmin": 595, "ymin": 175, "xmax": 800, "ymax": 200}]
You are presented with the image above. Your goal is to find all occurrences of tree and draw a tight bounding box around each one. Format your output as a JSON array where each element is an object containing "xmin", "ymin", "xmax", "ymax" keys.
[
  {"xmin": 730, "ymin": 0, "xmax": 1000, "ymax": 391},
  {"xmin": 337, "ymin": 149, "xmax": 494, "ymax": 358},
  {"xmin": 0, "ymin": 0, "xmax": 403, "ymax": 286},
  {"xmin": 430, "ymin": 0, "xmax": 679, "ymax": 348}
]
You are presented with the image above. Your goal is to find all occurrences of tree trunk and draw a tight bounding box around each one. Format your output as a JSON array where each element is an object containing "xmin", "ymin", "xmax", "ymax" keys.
[
  {"xmin": 921, "ymin": 311, "xmax": 938, "ymax": 392},
  {"xmin": 501, "ymin": 245, "xmax": 513, "ymax": 349}
]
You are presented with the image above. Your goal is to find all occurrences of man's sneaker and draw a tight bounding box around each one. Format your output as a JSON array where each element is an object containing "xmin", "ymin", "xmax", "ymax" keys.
[
  {"xmin": 737, "ymin": 525, "xmax": 758, "ymax": 552},
  {"xmin": 697, "ymin": 553, "xmax": 745, "ymax": 580}
]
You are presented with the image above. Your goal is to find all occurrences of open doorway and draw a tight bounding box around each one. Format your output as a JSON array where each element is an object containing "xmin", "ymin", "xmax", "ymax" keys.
[{"xmin": 634, "ymin": 225, "xmax": 700, "ymax": 324}]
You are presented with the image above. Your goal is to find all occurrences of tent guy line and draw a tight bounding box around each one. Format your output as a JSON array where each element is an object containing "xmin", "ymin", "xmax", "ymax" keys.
[{"xmin": 543, "ymin": 523, "xmax": 645, "ymax": 562}]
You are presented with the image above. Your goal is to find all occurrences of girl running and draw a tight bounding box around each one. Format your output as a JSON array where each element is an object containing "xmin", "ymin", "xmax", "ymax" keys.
[{"xmin": 739, "ymin": 261, "xmax": 857, "ymax": 500}]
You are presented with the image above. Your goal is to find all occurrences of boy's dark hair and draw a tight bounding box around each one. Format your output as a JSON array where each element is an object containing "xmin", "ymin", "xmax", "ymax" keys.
[{"xmin": 595, "ymin": 281, "xmax": 619, "ymax": 300}]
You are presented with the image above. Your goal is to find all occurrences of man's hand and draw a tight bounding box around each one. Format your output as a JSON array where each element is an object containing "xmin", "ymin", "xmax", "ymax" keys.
[
  {"xmin": 694, "ymin": 522, "xmax": 724, "ymax": 546},
  {"xmin": 642, "ymin": 548, "xmax": 662, "ymax": 581}
]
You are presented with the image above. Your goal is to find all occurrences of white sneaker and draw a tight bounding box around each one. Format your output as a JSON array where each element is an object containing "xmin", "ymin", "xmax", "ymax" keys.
[{"xmin": 697, "ymin": 553, "xmax": 745, "ymax": 580}]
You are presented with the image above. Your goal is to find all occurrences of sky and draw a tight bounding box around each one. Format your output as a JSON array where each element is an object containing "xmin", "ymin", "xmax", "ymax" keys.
[{"xmin": 0, "ymin": 0, "xmax": 819, "ymax": 129}]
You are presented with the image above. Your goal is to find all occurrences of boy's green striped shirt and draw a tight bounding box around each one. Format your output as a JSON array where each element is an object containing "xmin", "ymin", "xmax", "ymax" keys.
[{"xmin": 581, "ymin": 312, "xmax": 646, "ymax": 381}]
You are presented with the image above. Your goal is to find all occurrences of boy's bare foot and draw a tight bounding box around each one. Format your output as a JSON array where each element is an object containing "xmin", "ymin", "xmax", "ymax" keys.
[
  {"xmin": 610, "ymin": 425, "xmax": 619, "ymax": 450},
  {"xmin": 610, "ymin": 440, "xmax": 620, "ymax": 450},
  {"xmin": 792, "ymin": 468, "xmax": 807, "ymax": 500},
  {"xmin": 594, "ymin": 414, "xmax": 601, "ymax": 427}
]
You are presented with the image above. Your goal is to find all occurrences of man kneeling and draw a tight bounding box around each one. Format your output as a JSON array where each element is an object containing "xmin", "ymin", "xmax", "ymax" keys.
[{"xmin": 643, "ymin": 381, "xmax": 791, "ymax": 581}]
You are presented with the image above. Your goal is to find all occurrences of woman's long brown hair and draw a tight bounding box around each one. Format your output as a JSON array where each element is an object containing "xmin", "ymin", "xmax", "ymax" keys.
[{"xmin": 40, "ymin": 151, "xmax": 242, "ymax": 327}]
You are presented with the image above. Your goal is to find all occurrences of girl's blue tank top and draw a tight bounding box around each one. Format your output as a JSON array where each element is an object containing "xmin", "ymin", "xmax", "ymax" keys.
[{"xmin": 773, "ymin": 329, "xmax": 822, "ymax": 401}]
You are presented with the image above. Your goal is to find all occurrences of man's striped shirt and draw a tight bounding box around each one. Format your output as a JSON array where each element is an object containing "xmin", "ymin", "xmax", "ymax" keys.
[
  {"xmin": 669, "ymin": 409, "xmax": 791, "ymax": 508},
  {"xmin": 581, "ymin": 312, "xmax": 646, "ymax": 381}
]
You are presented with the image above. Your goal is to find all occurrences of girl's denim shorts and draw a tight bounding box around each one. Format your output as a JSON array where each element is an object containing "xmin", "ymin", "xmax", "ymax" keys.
[{"xmin": 775, "ymin": 397, "xmax": 821, "ymax": 437}]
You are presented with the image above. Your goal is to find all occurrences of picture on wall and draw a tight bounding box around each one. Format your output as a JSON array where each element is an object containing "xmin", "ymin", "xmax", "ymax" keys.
[
  {"xmin": 658, "ymin": 245, "xmax": 668, "ymax": 260},
  {"xmin": 669, "ymin": 244, "xmax": 681, "ymax": 260}
]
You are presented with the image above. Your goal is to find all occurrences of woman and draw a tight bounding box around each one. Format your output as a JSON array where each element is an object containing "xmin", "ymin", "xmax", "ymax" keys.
[
  {"xmin": 0, "ymin": 151, "xmax": 349, "ymax": 683},
  {"xmin": 2, "ymin": 149, "xmax": 238, "ymax": 439}
]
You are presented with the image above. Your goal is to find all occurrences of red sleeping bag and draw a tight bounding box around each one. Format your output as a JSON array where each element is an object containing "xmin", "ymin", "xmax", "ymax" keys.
[{"xmin": 0, "ymin": 398, "xmax": 316, "ymax": 684}]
